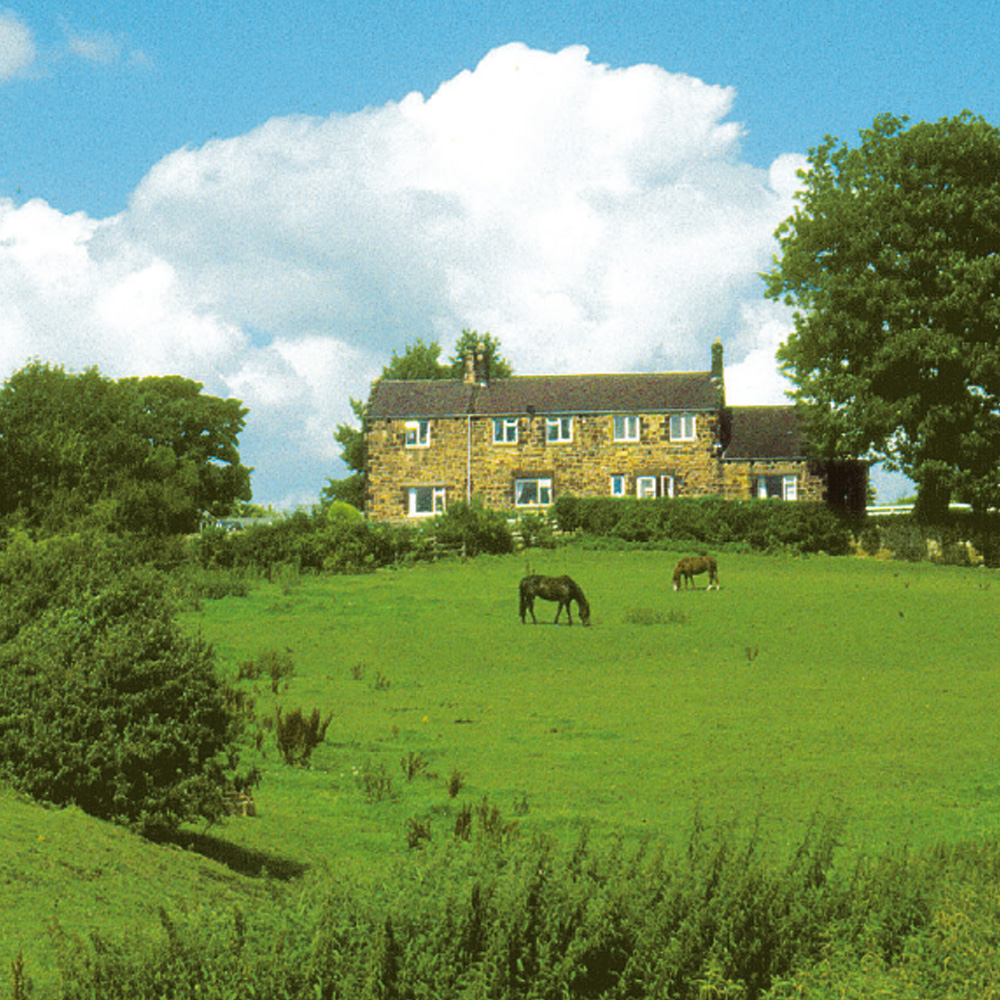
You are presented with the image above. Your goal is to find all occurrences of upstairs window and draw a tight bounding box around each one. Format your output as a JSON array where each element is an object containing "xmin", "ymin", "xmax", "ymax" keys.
[
  {"xmin": 493, "ymin": 417, "xmax": 518, "ymax": 444},
  {"xmin": 545, "ymin": 416, "xmax": 573, "ymax": 443},
  {"xmin": 408, "ymin": 485, "xmax": 446, "ymax": 516},
  {"xmin": 669, "ymin": 414, "xmax": 697, "ymax": 441},
  {"xmin": 405, "ymin": 420, "xmax": 430, "ymax": 448},
  {"xmin": 613, "ymin": 415, "xmax": 640, "ymax": 441}
]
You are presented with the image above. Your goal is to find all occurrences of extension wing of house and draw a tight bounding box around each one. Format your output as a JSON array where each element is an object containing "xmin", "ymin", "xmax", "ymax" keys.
[{"xmin": 363, "ymin": 342, "xmax": 866, "ymax": 521}]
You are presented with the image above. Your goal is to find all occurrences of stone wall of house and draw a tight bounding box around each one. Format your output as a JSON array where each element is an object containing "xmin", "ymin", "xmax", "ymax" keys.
[
  {"xmin": 366, "ymin": 417, "xmax": 472, "ymax": 522},
  {"xmin": 719, "ymin": 460, "xmax": 828, "ymax": 502},
  {"xmin": 469, "ymin": 411, "xmax": 728, "ymax": 507},
  {"xmin": 367, "ymin": 409, "xmax": 736, "ymax": 520}
]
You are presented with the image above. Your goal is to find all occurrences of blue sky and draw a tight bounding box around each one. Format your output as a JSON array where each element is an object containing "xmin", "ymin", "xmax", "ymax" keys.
[{"xmin": 3, "ymin": 0, "xmax": 999, "ymax": 504}]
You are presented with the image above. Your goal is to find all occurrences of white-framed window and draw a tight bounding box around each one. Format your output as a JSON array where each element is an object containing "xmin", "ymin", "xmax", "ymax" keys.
[
  {"xmin": 408, "ymin": 485, "xmax": 446, "ymax": 516},
  {"xmin": 493, "ymin": 417, "xmax": 518, "ymax": 444},
  {"xmin": 515, "ymin": 477, "xmax": 553, "ymax": 507},
  {"xmin": 637, "ymin": 475, "xmax": 674, "ymax": 499},
  {"xmin": 545, "ymin": 416, "xmax": 573, "ymax": 443},
  {"xmin": 405, "ymin": 420, "xmax": 430, "ymax": 448},
  {"xmin": 669, "ymin": 414, "xmax": 697, "ymax": 441},
  {"xmin": 613, "ymin": 415, "xmax": 640, "ymax": 442},
  {"xmin": 610, "ymin": 475, "xmax": 627, "ymax": 497},
  {"xmin": 756, "ymin": 474, "xmax": 798, "ymax": 500}
]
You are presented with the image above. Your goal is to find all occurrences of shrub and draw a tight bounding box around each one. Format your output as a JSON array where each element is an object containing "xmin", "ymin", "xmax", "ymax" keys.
[
  {"xmin": 358, "ymin": 759, "xmax": 395, "ymax": 803},
  {"xmin": 427, "ymin": 499, "xmax": 515, "ymax": 557},
  {"xmin": 260, "ymin": 648, "xmax": 296, "ymax": 693},
  {"xmin": 0, "ymin": 534, "xmax": 245, "ymax": 833},
  {"xmin": 273, "ymin": 707, "xmax": 331, "ymax": 766},
  {"xmin": 517, "ymin": 511, "xmax": 556, "ymax": 548},
  {"xmin": 859, "ymin": 522, "xmax": 883, "ymax": 555}
]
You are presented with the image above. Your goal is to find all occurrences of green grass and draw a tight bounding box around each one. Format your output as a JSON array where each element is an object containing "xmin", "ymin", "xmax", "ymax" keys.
[
  {"xmin": 183, "ymin": 548, "xmax": 1000, "ymax": 861},
  {"xmin": 6, "ymin": 547, "xmax": 1000, "ymax": 995},
  {"xmin": 0, "ymin": 785, "xmax": 277, "ymax": 997}
]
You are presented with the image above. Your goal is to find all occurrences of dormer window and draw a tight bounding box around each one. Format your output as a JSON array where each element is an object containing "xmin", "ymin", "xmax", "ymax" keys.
[{"xmin": 405, "ymin": 420, "xmax": 430, "ymax": 448}]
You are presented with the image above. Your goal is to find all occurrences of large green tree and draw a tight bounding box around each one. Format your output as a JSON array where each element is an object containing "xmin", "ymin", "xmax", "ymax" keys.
[
  {"xmin": 323, "ymin": 331, "xmax": 512, "ymax": 509},
  {"xmin": 764, "ymin": 112, "xmax": 1000, "ymax": 519},
  {"xmin": 0, "ymin": 362, "xmax": 252, "ymax": 535}
]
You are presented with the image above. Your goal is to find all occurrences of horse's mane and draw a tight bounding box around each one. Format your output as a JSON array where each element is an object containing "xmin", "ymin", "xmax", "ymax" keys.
[{"xmin": 564, "ymin": 576, "xmax": 590, "ymax": 613}]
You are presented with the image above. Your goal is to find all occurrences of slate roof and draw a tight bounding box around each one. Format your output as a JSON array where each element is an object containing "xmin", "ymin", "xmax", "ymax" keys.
[
  {"xmin": 367, "ymin": 372, "xmax": 721, "ymax": 419},
  {"xmin": 724, "ymin": 406, "xmax": 805, "ymax": 460}
]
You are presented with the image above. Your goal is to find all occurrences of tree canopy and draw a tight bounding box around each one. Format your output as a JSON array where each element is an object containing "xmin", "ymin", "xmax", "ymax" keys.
[
  {"xmin": 0, "ymin": 362, "xmax": 252, "ymax": 535},
  {"xmin": 764, "ymin": 111, "xmax": 1000, "ymax": 519},
  {"xmin": 379, "ymin": 330, "xmax": 513, "ymax": 381}
]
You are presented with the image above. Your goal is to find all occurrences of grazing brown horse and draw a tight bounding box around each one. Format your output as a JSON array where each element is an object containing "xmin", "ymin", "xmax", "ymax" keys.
[
  {"xmin": 672, "ymin": 555, "xmax": 720, "ymax": 591},
  {"xmin": 519, "ymin": 575, "xmax": 591, "ymax": 626}
]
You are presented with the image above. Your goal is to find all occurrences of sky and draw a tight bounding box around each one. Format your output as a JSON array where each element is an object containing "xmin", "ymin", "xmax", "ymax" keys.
[{"xmin": 2, "ymin": 1, "xmax": 999, "ymax": 507}]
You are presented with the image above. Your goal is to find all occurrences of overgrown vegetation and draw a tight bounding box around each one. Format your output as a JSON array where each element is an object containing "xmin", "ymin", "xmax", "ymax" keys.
[
  {"xmin": 26, "ymin": 815, "xmax": 1000, "ymax": 999},
  {"xmin": 553, "ymin": 495, "xmax": 856, "ymax": 554}
]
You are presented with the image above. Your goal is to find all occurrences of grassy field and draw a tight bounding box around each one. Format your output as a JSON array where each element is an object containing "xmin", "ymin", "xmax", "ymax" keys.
[{"xmin": 5, "ymin": 546, "xmax": 1000, "ymax": 994}]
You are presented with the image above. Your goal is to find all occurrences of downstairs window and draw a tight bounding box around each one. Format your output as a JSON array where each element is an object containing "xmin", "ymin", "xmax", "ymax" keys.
[{"xmin": 408, "ymin": 485, "xmax": 446, "ymax": 516}]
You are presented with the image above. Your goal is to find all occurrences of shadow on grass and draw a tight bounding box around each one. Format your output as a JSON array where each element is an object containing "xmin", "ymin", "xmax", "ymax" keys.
[{"xmin": 150, "ymin": 829, "xmax": 309, "ymax": 881}]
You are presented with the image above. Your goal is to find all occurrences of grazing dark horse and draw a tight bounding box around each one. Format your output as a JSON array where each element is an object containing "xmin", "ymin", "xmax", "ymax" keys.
[
  {"xmin": 519, "ymin": 575, "xmax": 591, "ymax": 626},
  {"xmin": 672, "ymin": 555, "xmax": 720, "ymax": 591}
]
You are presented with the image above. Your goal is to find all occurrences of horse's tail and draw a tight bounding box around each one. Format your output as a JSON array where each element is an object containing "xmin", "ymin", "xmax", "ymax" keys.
[{"xmin": 519, "ymin": 577, "xmax": 530, "ymax": 620}]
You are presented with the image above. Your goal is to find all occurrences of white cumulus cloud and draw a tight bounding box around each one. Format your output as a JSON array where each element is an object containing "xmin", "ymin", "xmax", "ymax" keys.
[
  {"xmin": 1, "ymin": 43, "xmax": 806, "ymax": 506},
  {"xmin": 0, "ymin": 10, "xmax": 35, "ymax": 79}
]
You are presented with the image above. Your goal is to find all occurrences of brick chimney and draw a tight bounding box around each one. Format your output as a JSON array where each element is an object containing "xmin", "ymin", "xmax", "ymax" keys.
[
  {"xmin": 474, "ymin": 341, "xmax": 489, "ymax": 385},
  {"xmin": 462, "ymin": 351, "xmax": 476, "ymax": 385},
  {"xmin": 711, "ymin": 339, "xmax": 724, "ymax": 382}
]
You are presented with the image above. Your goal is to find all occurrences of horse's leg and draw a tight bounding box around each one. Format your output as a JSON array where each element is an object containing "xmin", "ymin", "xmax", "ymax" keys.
[{"xmin": 566, "ymin": 601, "xmax": 573, "ymax": 626}]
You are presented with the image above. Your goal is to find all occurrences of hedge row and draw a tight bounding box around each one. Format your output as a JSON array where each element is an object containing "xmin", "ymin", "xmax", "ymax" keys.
[
  {"xmin": 552, "ymin": 496, "xmax": 856, "ymax": 554},
  {"xmin": 191, "ymin": 501, "xmax": 522, "ymax": 579},
  {"xmin": 860, "ymin": 512, "xmax": 1000, "ymax": 567}
]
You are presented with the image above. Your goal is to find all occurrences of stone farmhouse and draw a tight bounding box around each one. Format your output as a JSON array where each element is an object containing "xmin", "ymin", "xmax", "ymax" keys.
[{"xmin": 363, "ymin": 341, "xmax": 866, "ymax": 522}]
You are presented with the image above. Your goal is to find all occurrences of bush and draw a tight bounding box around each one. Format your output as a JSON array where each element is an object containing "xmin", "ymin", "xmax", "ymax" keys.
[
  {"xmin": 274, "ymin": 707, "xmax": 331, "ymax": 766},
  {"xmin": 517, "ymin": 511, "xmax": 557, "ymax": 548},
  {"xmin": 426, "ymin": 499, "xmax": 515, "ymax": 557},
  {"xmin": 552, "ymin": 497, "xmax": 853, "ymax": 554},
  {"xmin": 191, "ymin": 511, "xmax": 424, "ymax": 577},
  {"xmin": 0, "ymin": 534, "xmax": 245, "ymax": 833}
]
